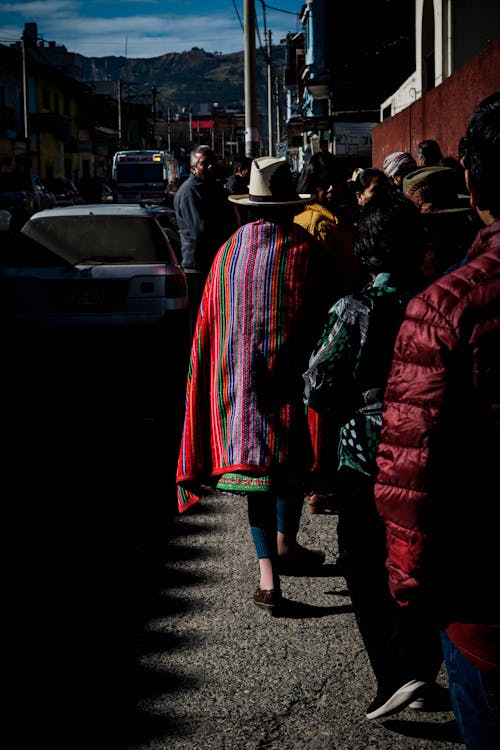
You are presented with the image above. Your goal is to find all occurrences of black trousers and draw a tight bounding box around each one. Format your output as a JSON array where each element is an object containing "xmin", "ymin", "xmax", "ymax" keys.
[{"xmin": 336, "ymin": 469, "xmax": 443, "ymax": 695}]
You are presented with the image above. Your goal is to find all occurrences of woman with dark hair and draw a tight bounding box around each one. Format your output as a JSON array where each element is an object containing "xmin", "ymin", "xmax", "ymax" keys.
[
  {"xmin": 354, "ymin": 167, "xmax": 395, "ymax": 207},
  {"xmin": 295, "ymin": 152, "xmax": 366, "ymax": 513},
  {"xmin": 304, "ymin": 191, "xmax": 443, "ymax": 720},
  {"xmin": 295, "ymin": 152, "xmax": 365, "ymax": 306}
]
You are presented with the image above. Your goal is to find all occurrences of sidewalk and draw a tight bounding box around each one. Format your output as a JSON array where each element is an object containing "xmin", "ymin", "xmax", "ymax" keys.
[{"xmin": 124, "ymin": 489, "xmax": 463, "ymax": 750}]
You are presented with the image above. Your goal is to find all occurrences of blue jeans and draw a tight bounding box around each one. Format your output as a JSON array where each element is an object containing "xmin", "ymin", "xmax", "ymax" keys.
[
  {"xmin": 440, "ymin": 629, "xmax": 500, "ymax": 749},
  {"xmin": 247, "ymin": 494, "xmax": 303, "ymax": 560}
]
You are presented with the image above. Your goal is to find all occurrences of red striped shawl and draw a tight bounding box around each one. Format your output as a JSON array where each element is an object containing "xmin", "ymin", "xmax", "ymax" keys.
[{"xmin": 176, "ymin": 218, "xmax": 329, "ymax": 511}]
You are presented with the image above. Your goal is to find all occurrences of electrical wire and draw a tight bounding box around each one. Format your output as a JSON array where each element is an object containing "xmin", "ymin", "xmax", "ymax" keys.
[
  {"xmin": 262, "ymin": 2, "xmax": 300, "ymax": 16},
  {"xmin": 231, "ymin": 0, "xmax": 244, "ymax": 31}
]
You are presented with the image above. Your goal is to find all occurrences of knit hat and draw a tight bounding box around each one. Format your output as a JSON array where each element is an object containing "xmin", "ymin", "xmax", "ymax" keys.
[
  {"xmin": 403, "ymin": 166, "xmax": 466, "ymax": 212},
  {"xmin": 228, "ymin": 156, "xmax": 311, "ymax": 206},
  {"xmin": 382, "ymin": 151, "xmax": 417, "ymax": 179}
]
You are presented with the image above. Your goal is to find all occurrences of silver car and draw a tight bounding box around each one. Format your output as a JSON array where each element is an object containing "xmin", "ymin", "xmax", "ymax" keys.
[{"xmin": 2, "ymin": 204, "xmax": 188, "ymax": 326}]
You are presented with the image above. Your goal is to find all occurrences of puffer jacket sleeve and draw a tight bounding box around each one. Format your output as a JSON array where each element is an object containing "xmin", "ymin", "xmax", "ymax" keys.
[{"xmin": 374, "ymin": 292, "xmax": 458, "ymax": 605}]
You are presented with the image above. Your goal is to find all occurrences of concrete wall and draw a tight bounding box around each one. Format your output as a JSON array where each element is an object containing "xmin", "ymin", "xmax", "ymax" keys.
[{"xmin": 372, "ymin": 38, "xmax": 500, "ymax": 168}]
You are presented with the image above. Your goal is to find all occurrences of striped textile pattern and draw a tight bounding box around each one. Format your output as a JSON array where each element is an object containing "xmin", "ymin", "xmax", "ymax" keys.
[{"xmin": 176, "ymin": 218, "xmax": 328, "ymax": 512}]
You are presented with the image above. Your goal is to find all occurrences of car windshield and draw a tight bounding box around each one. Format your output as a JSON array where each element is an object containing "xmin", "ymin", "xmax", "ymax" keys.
[{"xmin": 22, "ymin": 215, "xmax": 171, "ymax": 264}]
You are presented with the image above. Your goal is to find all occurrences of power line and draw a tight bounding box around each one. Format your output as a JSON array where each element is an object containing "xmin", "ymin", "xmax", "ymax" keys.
[
  {"xmin": 262, "ymin": 2, "xmax": 300, "ymax": 16},
  {"xmin": 231, "ymin": 0, "xmax": 244, "ymax": 31}
]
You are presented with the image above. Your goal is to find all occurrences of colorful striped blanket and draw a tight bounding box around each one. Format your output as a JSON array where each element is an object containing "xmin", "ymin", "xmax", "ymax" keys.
[{"xmin": 176, "ymin": 218, "xmax": 329, "ymax": 511}]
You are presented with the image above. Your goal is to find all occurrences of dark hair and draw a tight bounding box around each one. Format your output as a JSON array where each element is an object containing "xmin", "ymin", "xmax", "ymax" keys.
[
  {"xmin": 462, "ymin": 91, "xmax": 500, "ymax": 217},
  {"xmin": 296, "ymin": 151, "xmax": 347, "ymax": 194},
  {"xmin": 417, "ymin": 139, "xmax": 444, "ymax": 165},
  {"xmin": 354, "ymin": 192, "xmax": 424, "ymax": 277},
  {"xmin": 233, "ymin": 156, "xmax": 252, "ymax": 173},
  {"xmin": 421, "ymin": 208, "xmax": 482, "ymax": 280},
  {"xmin": 354, "ymin": 168, "xmax": 394, "ymax": 196}
]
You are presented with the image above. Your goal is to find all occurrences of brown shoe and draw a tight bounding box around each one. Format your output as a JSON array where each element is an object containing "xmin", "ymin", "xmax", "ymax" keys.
[
  {"xmin": 305, "ymin": 492, "xmax": 328, "ymax": 514},
  {"xmin": 253, "ymin": 587, "xmax": 283, "ymax": 610}
]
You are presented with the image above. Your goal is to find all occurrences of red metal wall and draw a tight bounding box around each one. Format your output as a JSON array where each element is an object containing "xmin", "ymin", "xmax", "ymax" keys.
[{"xmin": 372, "ymin": 38, "xmax": 500, "ymax": 168}]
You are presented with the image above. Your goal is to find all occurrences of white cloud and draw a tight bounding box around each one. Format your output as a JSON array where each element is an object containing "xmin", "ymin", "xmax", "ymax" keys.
[{"xmin": 0, "ymin": 2, "xmax": 301, "ymax": 57}]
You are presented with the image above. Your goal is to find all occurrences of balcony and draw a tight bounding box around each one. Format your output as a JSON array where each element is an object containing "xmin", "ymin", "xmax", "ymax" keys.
[{"xmin": 30, "ymin": 112, "xmax": 72, "ymax": 140}]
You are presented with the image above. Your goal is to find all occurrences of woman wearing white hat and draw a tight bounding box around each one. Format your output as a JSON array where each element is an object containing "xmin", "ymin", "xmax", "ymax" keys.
[{"xmin": 177, "ymin": 156, "xmax": 331, "ymax": 611}]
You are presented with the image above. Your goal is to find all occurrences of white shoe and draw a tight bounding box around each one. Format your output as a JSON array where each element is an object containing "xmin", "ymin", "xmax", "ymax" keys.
[
  {"xmin": 409, "ymin": 683, "xmax": 451, "ymax": 711},
  {"xmin": 366, "ymin": 680, "xmax": 427, "ymax": 720}
]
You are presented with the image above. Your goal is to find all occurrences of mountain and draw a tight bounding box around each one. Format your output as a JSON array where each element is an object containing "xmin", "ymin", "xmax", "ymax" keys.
[{"xmin": 47, "ymin": 45, "xmax": 284, "ymax": 117}]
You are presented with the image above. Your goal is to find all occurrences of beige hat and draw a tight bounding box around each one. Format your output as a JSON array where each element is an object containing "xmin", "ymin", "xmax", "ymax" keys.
[
  {"xmin": 403, "ymin": 166, "xmax": 467, "ymax": 212},
  {"xmin": 228, "ymin": 156, "xmax": 311, "ymax": 206}
]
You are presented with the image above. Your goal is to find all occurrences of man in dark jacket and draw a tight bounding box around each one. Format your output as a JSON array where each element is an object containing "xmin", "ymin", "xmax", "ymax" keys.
[
  {"xmin": 174, "ymin": 145, "xmax": 237, "ymax": 335},
  {"xmin": 375, "ymin": 92, "xmax": 500, "ymax": 748}
]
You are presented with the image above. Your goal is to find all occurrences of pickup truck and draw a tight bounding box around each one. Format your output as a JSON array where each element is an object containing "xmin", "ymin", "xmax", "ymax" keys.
[{"xmin": 0, "ymin": 171, "xmax": 56, "ymax": 231}]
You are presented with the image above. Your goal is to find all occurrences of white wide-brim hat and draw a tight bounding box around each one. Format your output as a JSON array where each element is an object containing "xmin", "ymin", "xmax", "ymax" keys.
[{"xmin": 228, "ymin": 156, "xmax": 311, "ymax": 206}]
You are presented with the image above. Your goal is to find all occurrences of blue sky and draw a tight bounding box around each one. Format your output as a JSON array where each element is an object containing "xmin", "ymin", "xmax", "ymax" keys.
[{"xmin": 0, "ymin": 1, "xmax": 304, "ymax": 57}]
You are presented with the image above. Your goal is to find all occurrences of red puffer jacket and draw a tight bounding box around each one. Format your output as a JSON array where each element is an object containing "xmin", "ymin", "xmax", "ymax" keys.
[{"xmin": 375, "ymin": 219, "xmax": 500, "ymax": 672}]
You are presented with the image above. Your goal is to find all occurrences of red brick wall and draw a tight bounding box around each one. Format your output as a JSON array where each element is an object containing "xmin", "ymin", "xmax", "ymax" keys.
[{"xmin": 372, "ymin": 38, "xmax": 500, "ymax": 168}]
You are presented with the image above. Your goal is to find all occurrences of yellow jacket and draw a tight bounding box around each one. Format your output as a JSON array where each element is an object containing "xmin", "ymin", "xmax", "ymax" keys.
[{"xmin": 294, "ymin": 202, "xmax": 365, "ymax": 302}]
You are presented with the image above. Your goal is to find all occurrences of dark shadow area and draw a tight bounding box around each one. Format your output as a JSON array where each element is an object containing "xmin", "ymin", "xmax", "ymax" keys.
[
  {"xmin": 273, "ymin": 600, "xmax": 354, "ymax": 618},
  {"xmin": 280, "ymin": 561, "xmax": 346, "ymax": 578},
  {"xmin": 383, "ymin": 717, "xmax": 462, "ymax": 744},
  {"xmin": 2, "ymin": 320, "xmax": 205, "ymax": 749}
]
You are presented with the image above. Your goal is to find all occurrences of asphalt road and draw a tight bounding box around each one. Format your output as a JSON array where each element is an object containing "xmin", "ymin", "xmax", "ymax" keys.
[{"xmin": 4, "ymin": 324, "xmax": 464, "ymax": 750}]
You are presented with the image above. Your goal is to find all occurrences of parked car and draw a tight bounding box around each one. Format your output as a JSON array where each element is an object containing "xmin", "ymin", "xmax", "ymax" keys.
[
  {"xmin": 139, "ymin": 202, "xmax": 182, "ymax": 262},
  {"xmin": 78, "ymin": 177, "xmax": 115, "ymax": 204},
  {"xmin": 1, "ymin": 203, "xmax": 188, "ymax": 327},
  {"xmin": 0, "ymin": 208, "xmax": 12, "ymax": 236},
  {"xmin": 44, "ymin": 177, "xmax": 85, "ymax": 206},
  {"xmin": 0, "ymin": 171, "xmax": 56, "ymax": 230},
  {"xmin": 2, "ymin": 204, "xmax": 190, "ymax": 424}
]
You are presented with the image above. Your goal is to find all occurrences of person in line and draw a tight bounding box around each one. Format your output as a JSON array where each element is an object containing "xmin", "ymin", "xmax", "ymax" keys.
[
  {"xmin": 354, "ymin": 167, "xmax": 395, "ymax": 208},
  {"xmin": 375, "ymin": 93, "xmax": 500, "ymax": 748},
  {"xmin": 225, "ymin": 156, "xmax": 252, "ymax": 195},
  {"xmin": 303, "ymin": 191, "xmax": 443, "ymax": 720},
  {"xmin": 176, "ymin": 156, "xmax": 329, "ymax": 613},
  {"xmin": 294, "ymin": 151, "xmax": 365, "ymax": 300},
  {"xmin": 173, "ymin": 144, "xmax": 237, "ymax": 336},
  {"xmin": 382, "ymin": 151, "xmax": 417, "ymax": 189},
  {"xmin": 225, "ymin": 156, "xmax": 253, "ymax": 226},
  {"xmin": 416, "ymin": 138, "xmax": 445, "ymax": 167},
  {"xmin": 402, "ymin": 160, "xmax": 482, "ymax": 281},
  {"xmin": 416, "ymin": 138, "xmax": 467, "ymax": 193},
  {"xmin": 294, "ymin": 151, "xmax": 366, "ymax": 514},
  {"xmin": 403, "ymin": 163, "xmax": 465, "ymax": 213},
  {"xmin": 346, "ymin": 167, "xmax": 396, "ymax": 227}
]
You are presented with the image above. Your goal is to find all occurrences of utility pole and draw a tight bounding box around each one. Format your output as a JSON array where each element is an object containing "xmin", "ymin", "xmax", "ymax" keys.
[
  {"xmin": 21, "ymin": 34, "xmax": 30, "ymax": 169},
  {"xmin": 275, "ymin": 66, "xmax": 281, "ymax": 143},
  {"xmin": 244, "ymin": 0, "xmax": 259, "ymax": 157},
  {"xmin": 151, "ymin": 86, "xmax": 157, "ymax": 147},
  {"xmin": 117, "ymin": 80, "xmax": 122, "ymax": 148},
  {"xmin": 266, "ymin": 29, "xmax": 273, "ymax": 155}
]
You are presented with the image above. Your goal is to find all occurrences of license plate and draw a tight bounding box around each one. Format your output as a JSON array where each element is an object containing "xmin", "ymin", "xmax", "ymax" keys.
[{"xmin": 65, "ymin": 286, "xmax": 104, "ymax": 306}]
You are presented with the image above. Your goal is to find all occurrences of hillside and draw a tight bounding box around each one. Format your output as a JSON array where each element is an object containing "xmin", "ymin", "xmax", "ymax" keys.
[{"xmin": 75, "ymin": 46, "xmax": 283, "ymax": 116}]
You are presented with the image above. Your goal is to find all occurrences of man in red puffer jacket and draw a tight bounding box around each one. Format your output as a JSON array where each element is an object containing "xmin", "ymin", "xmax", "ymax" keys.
[{"xmin": 375, "ymin": 92, "xmax": 500, "ymax": 750}]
